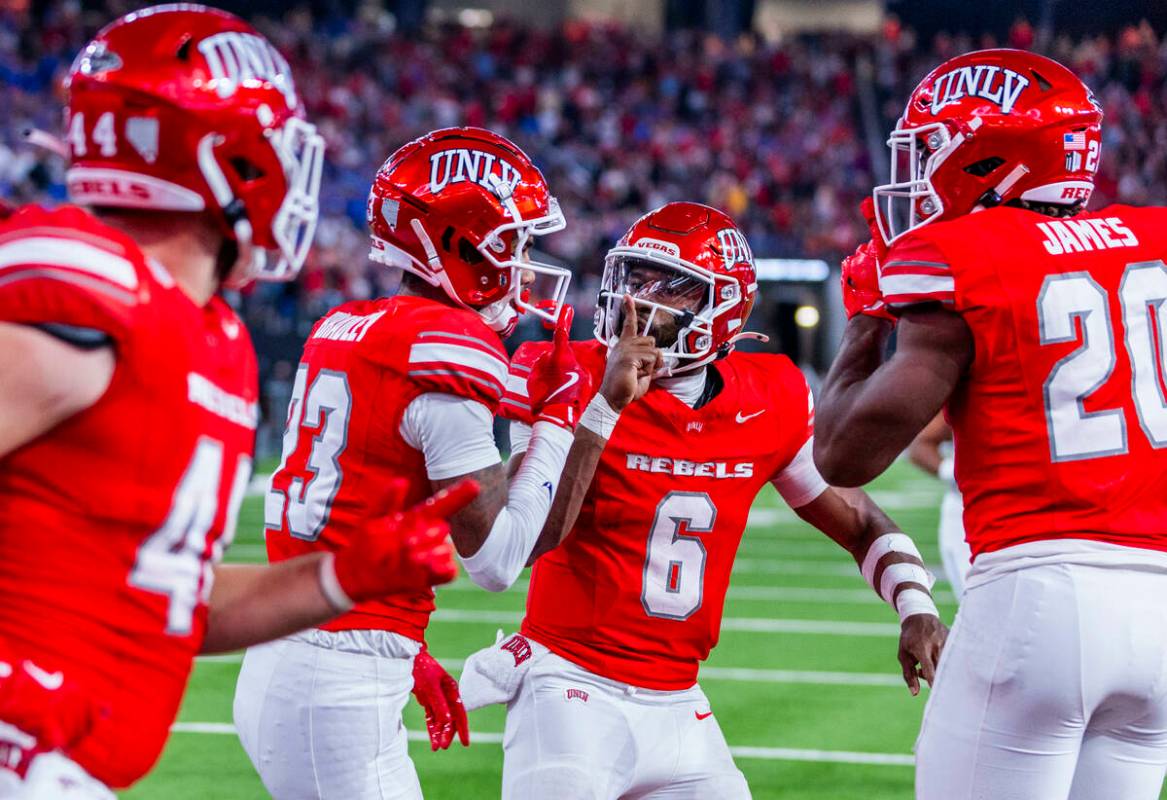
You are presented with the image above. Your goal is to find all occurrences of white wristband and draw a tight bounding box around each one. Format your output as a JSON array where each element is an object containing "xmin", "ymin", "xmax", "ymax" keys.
[
  {"xmin": 860, "ymin": 532, "xmax": 918, "ymax": 586},
  {"xmin": 895, "ymin": 588, "xmax": 939, "ymax": 621},
  {"xmin": 579, "ymin": 393, "xmax": 621, "ymax": 438},
  {"xmin": 318, "ymin": 552, "xmax": 354, "ymax": 613},
  {"xmin": 878, "ymin": 561, "xmax": 934, "ymax": 603}
]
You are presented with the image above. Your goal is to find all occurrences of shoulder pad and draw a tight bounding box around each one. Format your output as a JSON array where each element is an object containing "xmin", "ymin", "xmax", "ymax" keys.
[{"xmin": 0, "ymin": 206, "xmax": 146, "ymax": 341}]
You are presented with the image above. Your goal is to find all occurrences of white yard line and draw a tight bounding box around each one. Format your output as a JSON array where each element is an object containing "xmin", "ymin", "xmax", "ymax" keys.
[{"xmin": 169, "ymin": 723, "xmax": 913, "ymax": 766}]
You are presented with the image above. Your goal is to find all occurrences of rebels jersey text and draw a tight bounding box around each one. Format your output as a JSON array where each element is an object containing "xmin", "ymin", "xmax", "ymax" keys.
[
  {"xmin": 0, "ymin": 206, "xmax": 257, "ymax": 787},
  {"xmin": 504, "ymin": 341, "xmax": 813, "ymax": 690},
  {"xmin": 881, "ymin": 205, "xmax": 1167, "ymax": 558},
  {"xmin": 264, "ymin": 295, "xmax": 508, "ymax": 641}
]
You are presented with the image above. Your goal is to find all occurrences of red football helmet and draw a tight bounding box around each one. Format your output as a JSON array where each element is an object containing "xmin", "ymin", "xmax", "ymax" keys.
[
  {"xmin": 874, "ymin": 49, "xmax": 1103, "ymax": 245},
  {"xmin": 595, "ymin": 202, "xmax": 762, "ymax": 376},
  {"xmin": 367, "ymin": 128, "xmax": 569, "ymax": 336},
  {"xmin": 63, "ymin": 4, "xmax": 323, "ymax": 284}
]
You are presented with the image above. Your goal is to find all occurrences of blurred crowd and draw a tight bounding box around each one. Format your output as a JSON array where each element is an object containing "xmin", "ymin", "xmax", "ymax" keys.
[{"xmin": 2, "ymin": 3, "xmax": 1167, "ymax": 448}]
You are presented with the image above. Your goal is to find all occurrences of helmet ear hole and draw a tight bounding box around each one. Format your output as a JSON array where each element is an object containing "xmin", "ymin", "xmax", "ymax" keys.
[{"xmin": 175, "ymin": 35, "xmax": 193, "ymax": 61}]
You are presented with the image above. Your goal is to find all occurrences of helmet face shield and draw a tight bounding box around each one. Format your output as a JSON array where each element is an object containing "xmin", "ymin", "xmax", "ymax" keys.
[{"xmin": 596, "ymin": 251, "xmax": 719, "ymax": 372}]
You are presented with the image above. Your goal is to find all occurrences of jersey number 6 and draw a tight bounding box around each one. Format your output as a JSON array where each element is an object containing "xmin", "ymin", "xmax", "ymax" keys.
[{"xmin": 641, "ymin": 491, "xmax": 717, "ymax": 621}]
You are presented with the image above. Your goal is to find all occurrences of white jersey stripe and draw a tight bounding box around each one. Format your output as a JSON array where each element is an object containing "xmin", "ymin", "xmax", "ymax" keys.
[
  {"xmin": 409, "ymin": 342, "xmax": 508, "ymax": 384},
  {"xmin": 505, "ymin": 373, "xmax": 530, "ymax": 399},
  {"xmin": 880, "ymin": 272, "xmax": 955, "ymax": 298},
  {"xmin": 0, "ymin": 237, "xmax": 139, "ymax": 290}
]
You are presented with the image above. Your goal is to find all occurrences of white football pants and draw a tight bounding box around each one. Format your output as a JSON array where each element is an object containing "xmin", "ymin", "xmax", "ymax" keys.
[
  {"xmin": 502, "ymin": 646, "xmax": 750, "ymax": 799},
  {"xmin": 937, "ymin": 489, "xmax": 971, "ymax": 597},
  {"xmin": 915, "ymin": 559, "xmax": 1167, "ymax": 800},
  {"xmin": 233, "ymin": 628, "xmax": 422, "ymax": 800}
]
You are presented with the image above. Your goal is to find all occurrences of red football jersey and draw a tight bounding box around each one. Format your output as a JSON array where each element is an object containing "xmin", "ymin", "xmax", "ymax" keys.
[
  {"xmin": 0, "ymin": 206, "xmax": 258, "ymax": 787},
  {"xmin": 264, "ymin": 295, "xmax": 508, "ymax": 641},
  {"xmin": 504, "ymin": 341, "xmax": 814, "ymax": 690},
  {"xmin": 881, "ymin": 205, "xmax": 1167, "ymax": 558}
]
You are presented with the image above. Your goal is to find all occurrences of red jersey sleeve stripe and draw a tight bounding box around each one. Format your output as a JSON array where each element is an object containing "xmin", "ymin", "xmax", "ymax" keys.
[
  {"xmin": 882, "ymin": 258, "xmax": 950, "ymax": 272},
  {"xmin": 880, "ymin": 272, "xmax": 955, "ymax": 300},
  {"xmin": 0, "ymin": 238, "xmax": 139, "ymax": 291},
  {"xmin": 505, "ymin": 373, "xmax": 530, "ymax": 400},
  {"xmin": 416, "ymin": 330, "xmax": 507, "ymax": 359},
  {"xmin": 408, "ymin": 341, "xmax": 508, "ymax": 385}
]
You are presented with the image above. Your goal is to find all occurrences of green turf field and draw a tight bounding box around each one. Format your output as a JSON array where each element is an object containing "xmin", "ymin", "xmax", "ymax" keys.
[{"xmin": 116, "ymin": 462, "xmax": 1167, "ymax": 799}]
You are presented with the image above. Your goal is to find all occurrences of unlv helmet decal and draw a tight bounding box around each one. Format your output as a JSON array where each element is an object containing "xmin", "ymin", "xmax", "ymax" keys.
[
  {"xmin": 367, "ymin": 127, "xmax": 569, "ymax": 337},
  {"xmin": 63, "ymin": 4, "xmax": 324, "ymax": 284},
  {"xmin": 874, "ymin": 49, "xmax": 1103, "ymax": 245}
]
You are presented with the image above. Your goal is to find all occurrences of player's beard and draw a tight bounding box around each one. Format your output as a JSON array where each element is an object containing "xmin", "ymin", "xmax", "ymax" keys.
[{"xmin": 620, "ymin": 306, "xmax": 683, "ymax": 349}]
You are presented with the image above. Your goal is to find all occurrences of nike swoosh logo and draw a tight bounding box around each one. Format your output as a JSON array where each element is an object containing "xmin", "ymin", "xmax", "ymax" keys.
[
  {"xmin": 735, "ymin": 410, "xmax": 765, "ymax": 423},
  {"xmin": 545, "ymin": 372, "xmax": 579, "ymax": 403},
  {"xmin": 23, "ymin": 662, "xmax": 63, "ymax": 691},
  {"xmin": 695, "ymin": 710, "xmax": 714, "ymax": 721}
]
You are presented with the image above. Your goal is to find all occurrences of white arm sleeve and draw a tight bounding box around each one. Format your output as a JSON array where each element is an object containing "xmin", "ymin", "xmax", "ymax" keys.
[
  {"xmin": 399, "ymin": 393, "xmax": 502, "ymax": 480},
  {"xmin": 770, "ymin": 436, "xmax": 829, "ymax": 509},
  {"xmin": 460, "ymin": 421, "xmax": 574, "ymax": 592},
  {"xmin": 509, "ymin": 420, "xmax": 533, "ymax": 456}
]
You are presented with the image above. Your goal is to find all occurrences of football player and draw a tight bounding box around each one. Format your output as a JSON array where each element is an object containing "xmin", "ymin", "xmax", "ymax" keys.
[
  {"xmin": 233, "ymin": 128, "xmax": 592, "ymax": 799},
  {"xmin": 815, "ymin": 49, "xmax": 1167, "ymax": 800},
  {"xmin": 463, "ymin": 202, "xmax": 946, "ymax": 799},
  {"xmin": 907, "ymin": 414, "xmax": 970, "ymax": 596},
  {"xmin": 0, "ymin": 6, "xmax": 473, "ymax": 798}
]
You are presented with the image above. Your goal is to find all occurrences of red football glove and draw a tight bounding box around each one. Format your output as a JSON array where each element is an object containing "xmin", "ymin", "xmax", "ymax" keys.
[
  {"xmin": 527, "ymin": 306, "xmax": 591, "ymax": 431},
  {"xmin": 860, "ymin": 196, "xmax": 889, "ymax": 261},
  {"xmin": 411, "ymin": 649, "xmax": 469, "ymax": 751},
  {"xmin": 0, "ymin": 649, "xmax": 104, "ymax": 776},
  {"xmin": 331, "ymin": 480, "xmax": 478, "ymax": 606},
  {"xmin": 841, "ymin": 240, "xmax": 894, "ymax": 321},
  {"xmin": 841, "ymin": 198, "xmax": 896, "ymax": 322}
]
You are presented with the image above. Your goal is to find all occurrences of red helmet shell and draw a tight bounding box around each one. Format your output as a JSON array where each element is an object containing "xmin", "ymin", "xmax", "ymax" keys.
[
  {"xmin": 367, "ymin": 127, "xmax": 568, "ymax": 333},
  {"xmin": 596, "ymin": 202, "xmax": 758, "ymax": 374},
  {"xmin": 875, "ymin": 49, "xmax": 1102, "ymax": 244},
  {"xmin": 64, "ymin": 4, "xmax": 323, "ymax": 282}
]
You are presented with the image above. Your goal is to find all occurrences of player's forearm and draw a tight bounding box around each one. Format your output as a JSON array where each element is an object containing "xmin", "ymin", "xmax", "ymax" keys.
[
  {"xmin": 795, "ymin": 485, "xmax": 898, "ymax": 564},
  {"xmin": 527, "ymin": 427, "xmax": 606, "ymax": 564},
  {"xmin": 202, "ymin": 556, "xmax": 337, "ymax": 653},
  {"xmin": 814, "ymin": 316, "xmax": 900, "ymax": 485},
  {"xmin": 457, "ymin": 422, "xmax": 574, "ymax": 591}
]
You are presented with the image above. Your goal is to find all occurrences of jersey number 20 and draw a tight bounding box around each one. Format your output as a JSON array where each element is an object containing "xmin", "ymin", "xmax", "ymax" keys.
[
  {"xmin": 641, "ymin": 492, "xmax": 716, "ymax": 620},
  {"xmin": 1038, "ymin": 260, "xmax": 1167, "ymax": 461}
]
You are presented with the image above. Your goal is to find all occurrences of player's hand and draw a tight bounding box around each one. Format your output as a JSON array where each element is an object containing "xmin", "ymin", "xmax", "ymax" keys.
[
  {"xmin": 841, "ymin": 240, "xmax": 895, "ymax": 322},
  {"xmin": 600, "ymin": 295, "xmax": 663, "ymax": 410},
  {"xmin": 897, "ymin": 613, "xmax": 948, "ymax": 697},
  {"xmin": 411, "ymin": 649, "xmax": 470, "ymax": 751},
  {"xmin": 331, "ymin": 480, "xmax": 478, "ymax": 605},
  {"xmin": 527, "ymin": 306, "xmax": 591, "ymax": 431},
  {"xmin": 0, "ymin": 649, "xmax": 104, "ymax": 754}
]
